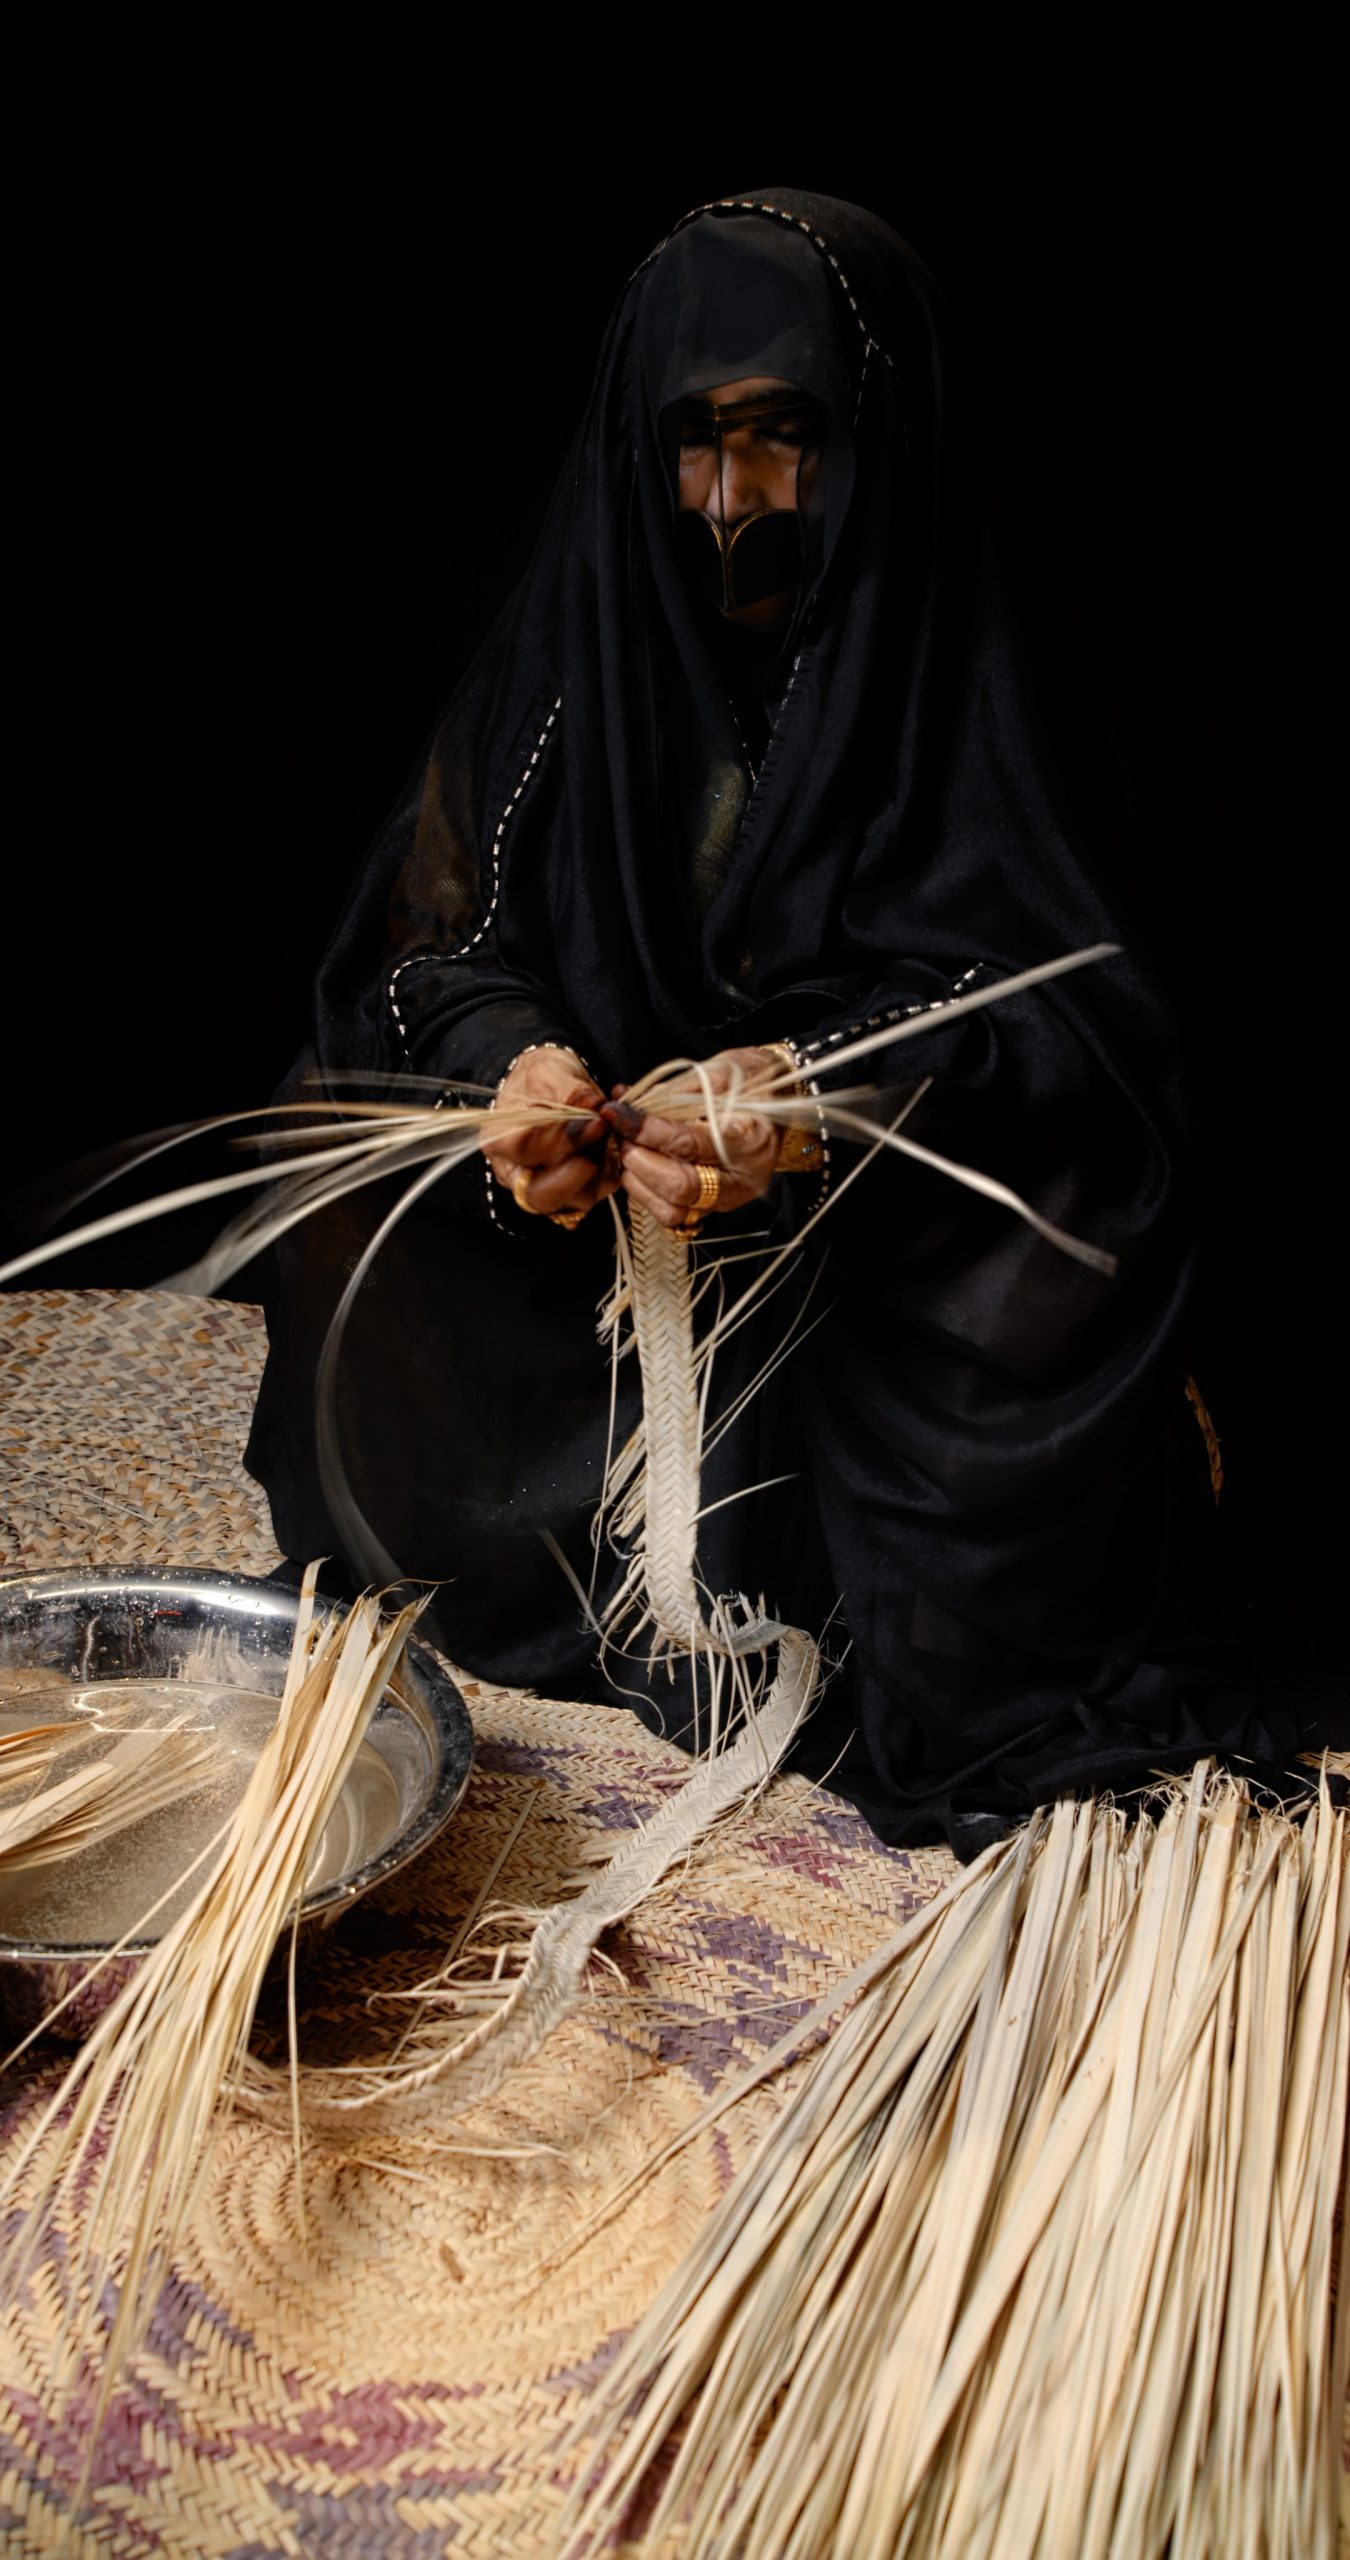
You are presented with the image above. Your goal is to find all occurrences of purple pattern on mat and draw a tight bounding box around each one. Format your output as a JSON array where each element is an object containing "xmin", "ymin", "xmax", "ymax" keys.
[
  {"xmin": 145, "ymin": 2265, "xmax": 260, "ymax": 2366},
  {"xmin": 2, "ymin": 2378, "xmax": 163, "ymax": 2503},
  {"xmin": 595, "ymin": 1903, "xmax": 829, "ymax": 2091},
  {"xmin": 0, "ymin": 2487, "xmax": 174, "ymax": 2560},
  {"xmin": 543, "ymin": 2328, "xmax": 630, "ymax": 2395},
  {"xmin": 567, "ymin": 1778, "xmax": 673, "ymax": 1830},
  {"xmin": 473, "ymin": 1735, "xmax": 587, "ymax": 1781},
  {"xmin": 688, "ymin": 1903, "xmax": 820, "ymax": 1974},
  {"xmin": 652, "ymin": 1997, "xmax": 813, "ymax": 2089},
  {"xmin": 585, "ymin": 1990, "xmax": 786, "ymax": 2093},
  {"xmin": 237, "ymin": 2378, "xmax": 478, "ymax": 2475},
  {"xmin": 741, "ymin": 1820, "xmax": 878, "ymax": 1893},
  {"xmin": 2, "ymin": 2202, "xmax": 120, "ymax": 2331},
  {"xmin": 226, "ymin": 2491, "xmax": 461, "ymax": 2559}
]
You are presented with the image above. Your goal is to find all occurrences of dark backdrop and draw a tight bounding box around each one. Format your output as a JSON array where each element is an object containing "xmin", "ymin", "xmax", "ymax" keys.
[{"xmin": 5, "ymin": 144, "xmax": 1342, "ymax": 1691}]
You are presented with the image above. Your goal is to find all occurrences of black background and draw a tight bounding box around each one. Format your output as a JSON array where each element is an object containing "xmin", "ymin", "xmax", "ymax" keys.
[{"xmin": 5, "ymin": 138, "xmax": 1342, "ymax": 1687}]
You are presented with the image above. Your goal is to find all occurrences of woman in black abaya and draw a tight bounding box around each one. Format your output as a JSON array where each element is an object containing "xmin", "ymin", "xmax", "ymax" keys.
[{"xmin": 247, "ymin": 189, "xmax": 1291, "ymax": 1855}]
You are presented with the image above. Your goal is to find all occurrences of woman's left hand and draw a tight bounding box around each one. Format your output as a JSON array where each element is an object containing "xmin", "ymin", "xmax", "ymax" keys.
[{"xmin": 618, "ymin": 1047, "xmax": 784, "ymax": 1231}]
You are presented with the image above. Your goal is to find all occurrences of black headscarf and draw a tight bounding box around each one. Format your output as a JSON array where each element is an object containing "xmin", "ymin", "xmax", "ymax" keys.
[{"xmin": 248, "ymin": 190, "xmax": 1297, "ymax": 1852}]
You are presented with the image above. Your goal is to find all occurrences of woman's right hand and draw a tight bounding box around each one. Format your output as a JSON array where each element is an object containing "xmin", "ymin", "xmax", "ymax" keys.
[{"xmin": 480, "ymin": 1045, "xmax": 618, "ymax": 1220}]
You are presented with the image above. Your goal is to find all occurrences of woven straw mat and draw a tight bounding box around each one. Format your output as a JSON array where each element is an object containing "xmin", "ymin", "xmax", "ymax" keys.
[{"xmin": 0, "ymin": 1289, "xmax": 961, "ymax": 2558}]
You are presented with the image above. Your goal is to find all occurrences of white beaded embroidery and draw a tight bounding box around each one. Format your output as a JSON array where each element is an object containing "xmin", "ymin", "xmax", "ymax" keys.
[
  {"xmin": 630, "ymin": 198, "xmax": 894, "ymax": 374},
  {"xmin": 497, "ymin": 1039, "xmax": 594, "ymax": 1086},
  {"xmin": 386, "ymin": 697, "xmax": 561, "ymax": 1057},
  {"xmin": 793, "ymin": 965, "xmax": 983, "ymax": 1211},
  {"xmin": 775, "ymin": 1032, "xmax": 832, "ymax": 1218}
]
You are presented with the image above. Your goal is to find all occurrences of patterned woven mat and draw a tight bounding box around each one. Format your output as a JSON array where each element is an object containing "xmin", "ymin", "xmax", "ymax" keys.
[{"xmin": 0, "ymin": 1290, "xmax": 959, "ymax": 2558}]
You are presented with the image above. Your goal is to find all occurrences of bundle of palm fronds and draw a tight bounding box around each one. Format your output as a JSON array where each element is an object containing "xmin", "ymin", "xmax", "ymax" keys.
[
  {"xmin": 0, "ymin": 1570, "xmax": 422, "ymax": 2482},
  {"xmin": 556, "ymin": 1763, "xmax": 1348, "ymax": 2560},
  {"xmin": 0, "ymin": 1715, "xmax": 218, "ymax": 1875},
  {"xmin": 0, "ymin": 947, "xmax": 1117, "ymax": 1309}
]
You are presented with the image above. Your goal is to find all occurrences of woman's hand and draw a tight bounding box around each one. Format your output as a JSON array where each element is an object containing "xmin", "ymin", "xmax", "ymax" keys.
[
  {"xmin": 481, "ymin": 1046, "xmax": 617, "ymax": 1220},
  {"xmin": 618, "ymin": 1046, "xmax": 784, "ymax": 1231}
]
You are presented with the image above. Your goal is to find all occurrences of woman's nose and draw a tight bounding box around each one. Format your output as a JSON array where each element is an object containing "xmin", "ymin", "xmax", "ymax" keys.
[{"xmin": 707, "ymin": 441, "xmax": 768, "ymax": 528}]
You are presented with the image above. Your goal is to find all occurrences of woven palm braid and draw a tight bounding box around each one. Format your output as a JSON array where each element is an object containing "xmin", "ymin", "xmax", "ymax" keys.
[{"xmin": 0, "ymin": 1287, "xmax": 958, "ymax": 2557}]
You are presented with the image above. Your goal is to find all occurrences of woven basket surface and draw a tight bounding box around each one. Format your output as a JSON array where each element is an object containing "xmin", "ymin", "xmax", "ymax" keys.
[{"xmin": 0, "ymin": 1288, "xmax": 960, "ymax": 2558}]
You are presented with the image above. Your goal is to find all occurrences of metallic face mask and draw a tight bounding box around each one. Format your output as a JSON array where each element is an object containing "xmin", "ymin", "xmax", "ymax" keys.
[{"xmin": 674, "ymin": 391, "xmax": 814, "ymax": 615}]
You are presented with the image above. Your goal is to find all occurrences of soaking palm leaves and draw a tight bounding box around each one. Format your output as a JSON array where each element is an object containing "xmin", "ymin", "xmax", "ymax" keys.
[
  {"xmin": 0, "ymin": 1718, "xmax": 218, "ymax": 1877},
  {"xmin": 0, "ymin": 1571, "xmax": 423, "ymax": 2483}
]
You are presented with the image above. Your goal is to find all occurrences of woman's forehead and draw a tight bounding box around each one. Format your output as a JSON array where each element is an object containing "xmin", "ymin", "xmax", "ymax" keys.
[
  {"xmin": 686, "ymin": 374, "xmax": 800, "ymax": 407},
  {"xmin": 678, "ymin": 377, "xmax": 815, "ymax": 434}
]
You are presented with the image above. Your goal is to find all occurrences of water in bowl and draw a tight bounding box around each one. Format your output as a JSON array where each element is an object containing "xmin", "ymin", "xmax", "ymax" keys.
[{"xmin": 0, "ymin": 1676, "xmax": 401, "ymax": 1946}]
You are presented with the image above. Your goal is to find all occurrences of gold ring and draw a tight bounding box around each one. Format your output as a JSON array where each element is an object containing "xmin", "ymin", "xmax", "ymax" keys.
[
  {"xmin": 511, "ymin": 1168, "xmax": 541, "ymax": 1215},
  {"xmin": 671, "ymin": 1161, "xmax": 722, "ymax": 1240}
]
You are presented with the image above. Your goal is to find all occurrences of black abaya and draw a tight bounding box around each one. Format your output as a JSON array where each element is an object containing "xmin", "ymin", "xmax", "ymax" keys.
[{"xmin": 246, "ymin": 190, "xmax": 1295, "ymax": 1852}]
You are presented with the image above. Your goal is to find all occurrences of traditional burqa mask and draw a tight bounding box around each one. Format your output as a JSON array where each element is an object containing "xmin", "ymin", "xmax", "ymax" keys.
[
  {"xmin": 638, "ymin": 213, "xmax": 859, "ymax": 638},
  {"xmin": 673, "ymin": 385, "xmax": 824, "ymax": 616}
]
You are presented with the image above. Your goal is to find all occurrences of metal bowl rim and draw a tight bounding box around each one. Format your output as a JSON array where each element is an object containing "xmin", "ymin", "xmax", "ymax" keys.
[{"xmin": 0, "ymin": 1566, "xmax": 474, "ymax": 1959}]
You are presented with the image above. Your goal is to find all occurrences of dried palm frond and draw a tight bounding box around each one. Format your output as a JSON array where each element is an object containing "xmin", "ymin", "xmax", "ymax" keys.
[
  {"xmin": 0, "ymin": 1569, "xmax": 422, "ymax": 2485},
  {"xmin": 558, "ymin": 1765, "xmax": 1349, "ymax": 2560},
  {"xmin": 0, "ymin": 1717, "xmax": 218, "ymax": 1875},
  {"xmin": 0, "ymin": 945, "xmax": 1120, "ymax": 1302},
  {"xmin": 0, "ymin": 948, "xmax": 1123, "ymax": 1615},
  {"xmin": 0, "ymin": 1722, "xmax": 88, "ymax": 1791}
]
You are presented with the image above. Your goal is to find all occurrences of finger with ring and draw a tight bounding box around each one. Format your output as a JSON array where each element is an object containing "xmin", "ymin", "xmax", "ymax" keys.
[{"xmin": 670, "ymin": 1161, "xmax": 722, "ymax": 1239}]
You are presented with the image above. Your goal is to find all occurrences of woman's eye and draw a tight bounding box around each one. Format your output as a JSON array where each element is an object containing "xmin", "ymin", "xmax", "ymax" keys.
[{"xmin": 755, "ymin": 415, "xmax": 814, "ymax": 450}]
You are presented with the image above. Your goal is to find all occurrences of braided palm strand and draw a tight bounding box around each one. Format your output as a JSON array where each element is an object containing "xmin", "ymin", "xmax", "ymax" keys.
[
  {"xmin": 241, "ymin": 1200, "xmax": 817, "ymax": 2124},
  {"xmin": 600, "ymin": 1204, "xmax": 704, "ymax": 1652},
  {"xmin": 247, "ymin": 1620, "xmax": 817, "ymax": 2123}
]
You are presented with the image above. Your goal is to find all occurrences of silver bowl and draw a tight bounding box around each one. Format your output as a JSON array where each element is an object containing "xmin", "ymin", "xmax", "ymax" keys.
[{"xmin": 0, "ymin": 1567, "xmax": 474, "ymax": 2039}]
